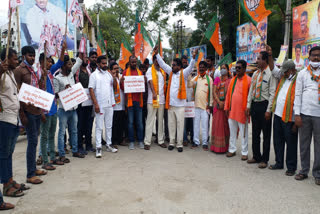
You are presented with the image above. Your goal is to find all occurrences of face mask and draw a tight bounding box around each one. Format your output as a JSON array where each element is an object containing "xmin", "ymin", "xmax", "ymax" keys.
[
  {"xmin": 220, "ymin": 69, "xmax": 228, "ymax": 76},
  {"xmin": 309, "ymin": 61, "xmax": 320, "ymax": 68}
]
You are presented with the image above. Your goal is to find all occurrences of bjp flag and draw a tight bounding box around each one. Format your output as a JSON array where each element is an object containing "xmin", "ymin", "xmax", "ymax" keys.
[
  {"xmin": 205, "ymin": 13, "xmax": 223, "ymax": 56},
  {"xmin": 119, "ymin": 38, "xmax": 132, "ymax": 70},
  {"xmin": 239, "ymin": 0, "xmax": 271, "ymax": 26}
]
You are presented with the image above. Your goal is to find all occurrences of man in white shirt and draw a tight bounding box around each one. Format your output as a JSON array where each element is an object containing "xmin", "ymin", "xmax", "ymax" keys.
[
  {"xmin": 89, "ymin": 56, "xmax": 118, "ymax": 158},
  {"xmin": 294, "ymin": 46, "xmax": 320, "ymax": 185},
  {"xmin": 154, "ymin": 46, "xmax": 198, "ymax": 152}
]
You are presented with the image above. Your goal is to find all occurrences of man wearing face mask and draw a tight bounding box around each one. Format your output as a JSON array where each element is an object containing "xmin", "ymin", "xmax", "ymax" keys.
[
  {"xmin": 246, "ymin": 51, "xmax": 277, "ymax": 169},
  {"xmin": 154, "ymin": 46, "xmax": 198, "ymax": 152},
  {"xmin": 54, "ymin": 52, "xmax": 86, "ymax": 163},
  {"xmin": 190, "ymin": 61, "xmax": 213, "ymax": 151},
  {"xmin": 294, "ymin": 46, "xmax": 320, "ymax": 185},
  {"xmin": 89, "ymin": 56, "xmax": 118, "ymax": 158}
]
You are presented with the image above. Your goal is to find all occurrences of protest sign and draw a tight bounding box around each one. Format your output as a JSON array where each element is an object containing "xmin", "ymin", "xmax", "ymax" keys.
[
  {"xmin": 292, "ymin": 0, "xmax": 320, "ymax": 69},
  {"xmin": 82, "ymin": 89, "xmax": 93, "ymax": 106},
  {"xmin": 58, "ymin": 83, "xmax": 88, "ymax": 111},
  {"xmin": 124, "ymin": 76, "xmax": 145, "ymax": 93},
  {"xmin": 236, "ymin": 18, "xmax": 268, "ymax": 63},
  {"xmin": 185, "ymin": 101, "xmax": 195, "ymax": 118},
  {"xmin": 18, "ymin": 83, "xmax": 54, "ymax": 111},
  {"xmin": 276, "ymin": 45, "xmax": 288, "ymax": 66}
]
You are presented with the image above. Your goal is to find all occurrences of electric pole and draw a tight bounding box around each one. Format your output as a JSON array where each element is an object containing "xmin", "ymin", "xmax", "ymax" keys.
[{"xmin": 284, "ymin": 0, "xmax": 291, "ymax": 58}]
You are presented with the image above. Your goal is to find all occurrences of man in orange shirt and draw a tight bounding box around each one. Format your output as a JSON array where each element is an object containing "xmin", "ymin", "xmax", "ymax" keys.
[{"xmin": 224, "ymin": 60, "xmax": 252, "ymax": 160}]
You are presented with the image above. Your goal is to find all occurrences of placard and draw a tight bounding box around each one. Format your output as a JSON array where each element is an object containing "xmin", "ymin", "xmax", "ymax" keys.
[
  {"xmin": 124, "ymin": 76, "xmax": 145, "ymax": 93},
  {"xmin": 18, "ymin": 83, "xmax": 54, "ymax": 111},
  {"xmin": 276, "ymin": 45, "xmax": 288, "ymax": 66},
  {"xmin": 58, "ymin": 83, "xmax": 88, "ymax": 111},
  {"xmin": 82, "ymin": 89, "xmax": 93, "ymax": 106},
  {"xmin": 185, "ymin": 101, "xmax": 195, "ymax": 118}
]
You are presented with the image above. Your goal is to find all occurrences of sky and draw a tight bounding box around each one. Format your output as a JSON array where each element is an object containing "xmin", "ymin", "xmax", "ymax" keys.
[{"xmin": 0, "ymin": 0, "xmax": 197, "ymax": 49}]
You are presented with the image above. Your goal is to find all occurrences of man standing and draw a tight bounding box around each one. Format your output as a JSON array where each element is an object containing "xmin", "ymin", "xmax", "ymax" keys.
[
  {"xmin": 120, "ymin": 56, "xmax": 145, "ymax": 150},
  {"xmin": 294, "ymin": 46, "xmax": 320, "ymax": 185},
  {"xmin": 246, "ymin": 51, "xmax": 277, "ymax": 168},
  {"xmin": 190, "ymin": 61, "xmax": 213, "ymax": 151},
  {"xmin": 89, "ymin": 56, "xmax": 118, "ymax": 158},
  {"xmin": 0, "ymin": 49, "xmax": 24, "ymax": 210},
  {"xmin": 54, "ymin": 53, "xmax": 86, "ymax": 163},
  {"xmin": 88, "ymin": 51, "xmax": 98, "ymax": 73},
  {"xmin": 206, "ymin": 55, "xmax": 220, "ymax": 79},
  {"xmin": 144, "ymin": 54, "xmax": 167, "ymax": 150},
  {"xmin": 14, "ymin": 46, "xmax": 47, "ymax": 184},
  {"xmin": 224, "ymin": 60, "xmax": 251, "ymax": 160},
  {"xmin": 154, "ymin": 46, "xmax": 197, "ymax": 152}
]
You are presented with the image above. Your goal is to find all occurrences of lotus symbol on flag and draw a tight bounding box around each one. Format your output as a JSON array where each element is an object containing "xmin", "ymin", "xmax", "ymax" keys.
[{"xmin": 246, "ymin": 0, "xmax": 260, "ymax": 12}]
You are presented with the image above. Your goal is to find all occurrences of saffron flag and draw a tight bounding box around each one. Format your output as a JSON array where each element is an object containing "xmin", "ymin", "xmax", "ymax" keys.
[
  {"xmin": 156, "ymin": 31, "xmax": 163, "ymax": 57},
  {"xmin": 119, "ymin": 38, "xmax": 132, "ymax": 70},
  {"xmin": 97, "ymin": 28, "xmax": 106, "ymax": 56},
  {"xmin": 197, "ymin": 50, "xmax": 204, "ymax": 69},
  {"xmin": 205, "ymin": 14, "xmax": 223, "ymax": 56},
  {"xmin": 140, "ymin": 23, "xmax": 154, "ymax": 62},
  {"xmin": 68, "ymin": 0, "xmax": 83, "ymax": 28},
  {"xmin": 134, "ymin": 10, "xmax": 142, "ymax": 60},
  {"xmin": 239, "ymin": 0, "xmax": 271, "ymax": 26}
]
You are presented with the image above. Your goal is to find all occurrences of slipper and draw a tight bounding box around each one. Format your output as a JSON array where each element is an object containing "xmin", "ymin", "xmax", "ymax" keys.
[
  {"xmin": 285, "ymin": 171, "xmax": 295, "ymax": 176},
  {"xmin": 42, "ymin": 163, "xmax": 56, "ymax": 171},
  {"xmin": 3, "ymin": 183, "xmax": 24, "ymax": 197},
  {"xmin": 0, "ymin": 202, "xmax": 15, "ymax": 210},
  {"xmin": 35, "ymin": 169, "xmax": 47, "ymax": 176},
  {"xmin": 12, "ymin": 180, "xmax": 30, "ymax": 191},
  {"xmin": 26, "ymin": 176, "xmax": 43, "ymax": 185},
  {"xmin": 51, "ymin": 159, "xmax": 64, "ymax": 165},
  {"xmin": 59, "ymin": 156, "xmax": 70, "ymax": 163},
  {"xmin": 295, "ymin": 173, "xmax": 308, "ymax": 181},
  {"xmin": 269, "ymin": 164, "xmax": 283, "ymax": 170},
  {"xmin": 36, "ymin": 156, "xmax": 43, "ymax": 166}
]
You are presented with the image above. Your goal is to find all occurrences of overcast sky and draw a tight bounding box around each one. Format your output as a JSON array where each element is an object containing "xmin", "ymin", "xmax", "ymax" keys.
[{"xmin": 0, "ymin": 0, "xmax": 197, "ymax": 49}]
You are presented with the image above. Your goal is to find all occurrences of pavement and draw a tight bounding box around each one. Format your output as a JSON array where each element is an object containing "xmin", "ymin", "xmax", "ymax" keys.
[{"xmin": 2, "ymin": 125, "xmax": 320, "ymax": 214}]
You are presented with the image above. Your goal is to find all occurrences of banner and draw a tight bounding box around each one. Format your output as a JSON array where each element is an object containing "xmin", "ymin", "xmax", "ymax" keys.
[
  {"xmin": 292, "ymin": 0, "xmax": 320, "ymax": 69},
  {"xmin": 58, "ymin": 83, "xmax": 88, "ymax": 111},
  {"xmin": 19, "ymin": 0, "xmax": 76, "ymax": 52},
  {"xmin": 236, "ymin": 18, "xmax": 268, "ymax": 63},
  {"xmin": 18, "ymin": 83, "xmax": 54, "ymax": 111},
  {"xmin": 184, "ymin": 101, "xmax": 195, "ymax": 118},
  {"xmin": 276, "ymin": 45, "xmax": 288, "ymax": 66},
  {"xmin": 124, "ymin": 76, "xmax": 145, "ymax": 93},
  {"xmin": 181, "ymin": 45, "xmax": 207, "ymax": 64}
]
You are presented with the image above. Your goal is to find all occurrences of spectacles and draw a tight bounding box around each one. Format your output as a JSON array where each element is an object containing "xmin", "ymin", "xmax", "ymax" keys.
[{"xmin": 235, "ymin": 66, "xmax": 242, "ymax": 70}]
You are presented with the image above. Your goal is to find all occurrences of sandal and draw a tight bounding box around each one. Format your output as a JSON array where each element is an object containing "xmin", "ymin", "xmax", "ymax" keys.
[
  {"xmin": 36, "ymin": 156, "xmax": 43, "ymax": 166},
  {"xmin": 42, "ymin": 163, "xmax": 56, "ymax": 171},
  {"xmin": 269, "ymin": 164, "xmax": 284, "ymax": 170},
  {"xmin": 26, "ymin": 176, "xmax": 43, "ymax": 185},
  {"xmin": 12, "ymin": 180, "xmax": 30, "ymax": 191},
  {"xmin": 59, "ymin": 156, "xmax": 70, "ymax": 163},
  {"xmin": 0, "ymin": 202, "xmax": 15, "ymax": 210},
  {"xmin": 285, "ymin": 171, "xmax": 295, "ymax": 176},
  {"xmin": 295, "ymin": 173, "xmax": 308, "ymax": 181},
  {"xmin": 35, "ymin": 169, "xmax": 47, "ymax": 176},
  {"xmin": 3, "ymin": 183, "xmax": 24, "ymax": 197},
  {"xmin": 51, "ymin": 159, "xmax": 64, "ymax": 165}
]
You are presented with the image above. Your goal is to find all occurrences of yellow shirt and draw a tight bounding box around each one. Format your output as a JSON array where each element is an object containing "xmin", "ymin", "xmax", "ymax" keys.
[{"xmin": 191, "ymin": 75, "xmax": 213, "ymax": 110}]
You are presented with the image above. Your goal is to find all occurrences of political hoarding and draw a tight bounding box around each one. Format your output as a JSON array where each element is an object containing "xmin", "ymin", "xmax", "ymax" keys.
[
  {"xmin": 19, "ymin": 0, "xmax": 76, "ymax": 54},
  {"xmin": 181, "ymin": 45, "xmax": 207, "ymax": 64},
  {"xmin": 236, "ymin": 18, "xmax": 268, "ymax": 63},
  {"xmin": 292, "ymin": 0, "xmax": 320, "ymax": 70}
]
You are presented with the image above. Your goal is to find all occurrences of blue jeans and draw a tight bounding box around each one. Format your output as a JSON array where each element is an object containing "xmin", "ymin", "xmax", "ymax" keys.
[
  {"xmin": 0, "ymin": 121, "xmax": 19, "ymax": 183},
  {"xmin": 25, "ymin": 112, "xmax": 41, "ymax": 178},
  {"xmin": 57, "ymin": 109, "xmax": 78, "ymax": 157},
  {"xmin": 127, "ymin": 101, "xmax": 143, "ymax": 143}
]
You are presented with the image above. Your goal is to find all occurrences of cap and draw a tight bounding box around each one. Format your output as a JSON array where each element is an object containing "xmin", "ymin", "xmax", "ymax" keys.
[{"xmin": 280, "ymin": 60, "xmax": 295, "ymax": 74}]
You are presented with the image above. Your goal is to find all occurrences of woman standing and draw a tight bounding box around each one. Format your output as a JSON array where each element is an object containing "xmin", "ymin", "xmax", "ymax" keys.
[{"xmin": 211, "ymin": 64, "xmax": 231, "ymax": 153}]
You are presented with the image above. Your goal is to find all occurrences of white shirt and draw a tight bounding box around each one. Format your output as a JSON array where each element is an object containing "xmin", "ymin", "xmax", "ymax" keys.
[
  {"xmin": 89, "ymin": 69, "xmax": 115, "ymax": 110},
  {"xmin": 294, "ymin": 58, "xmax": 304, "ymax": 71},
  {"xmin": 26, "ymin": 3, "xmax": 66, "ymax": 44},
  {"xmin": 274, "ymin": 76, "xmax": 295, "ymax": 121},
  {"xmin": 294, "ymin": 67, "xmax": 320, "ymax": 117},
  {"xmin": 146, "ymin": 67, "xmax": 166, "ymax": 105},
  {"xmin": 309, "ymin": 16, "xmax": 320, "ymax": 37},
  {"xmin": 156, "ymin": 54, "xmax": 195, "ymax": 107},
  {"xmin": 113, "ymin": 77, "xmax": 125, "ymax": 111}
]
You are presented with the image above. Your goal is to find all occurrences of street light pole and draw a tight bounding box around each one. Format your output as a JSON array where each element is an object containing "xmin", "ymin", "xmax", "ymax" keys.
[{"xmin": 284, "ymin": 0, "xmax": 291, "ymax": 59}]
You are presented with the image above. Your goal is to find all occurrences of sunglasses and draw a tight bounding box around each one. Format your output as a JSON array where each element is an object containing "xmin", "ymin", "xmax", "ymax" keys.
[{"xmin": 235, "ymin": 66, "xmax": 242, "ymax": 70}]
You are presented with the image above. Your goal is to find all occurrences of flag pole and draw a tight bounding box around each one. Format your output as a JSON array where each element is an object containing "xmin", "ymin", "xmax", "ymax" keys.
[
  {"xmin": 16, "ymin": 7, "xmax": 21, "ymax": 55},
  {"xmin": 198, "ymin": 34, "xmax": 205, "ymax": 46},
  {"xmin": 6, "ymin": 8, "xmax": 13, "ymax": 59}
]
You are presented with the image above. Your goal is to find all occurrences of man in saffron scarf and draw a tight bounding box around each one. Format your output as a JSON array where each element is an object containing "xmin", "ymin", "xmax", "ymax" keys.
[
  {"xmin": 153, "ymin": 46, "xmax": 198, "ymax": 152},
  {"xmin": 224, "ymin": 60, "xmax": 251, "ymax": 160}
]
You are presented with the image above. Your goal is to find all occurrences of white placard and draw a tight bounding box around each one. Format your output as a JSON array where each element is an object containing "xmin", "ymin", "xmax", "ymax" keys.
[
  {"xmin": 124, "ymin": 76, "xmax": 145, "ymax": 93},
  {"xmin": 185, "ymin": 101, "xmax": 195, "ymax": 118},
  {"xmin": 58, "ymin": 83, "xmax": 88, "ymax": 111},
  {"xmin": 82, "ymin": 89, "xmax": 93, "ymax": 106},
  {"xmin": 18, "ymin": 83, "xmax": 54, "ymax": 111}
]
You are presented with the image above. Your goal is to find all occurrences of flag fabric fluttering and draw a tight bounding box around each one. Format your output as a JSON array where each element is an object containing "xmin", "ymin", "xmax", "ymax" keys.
[
  {"xmin": 238, "ymin": 0, "xmax": 271, "ymax": 26},
  {"xmin": 68, "ymin": 0, "xmax": 83, "ymax": 28},
  {"xmin": 156, "ymin": 31, "xmax": 163, "ymax": 57},
  {"xmin": 217, "ymin": 53, "xmax": 233, "ymax": 68},
  {"xmin": 79, "ymin": 37, "xmax": 86, "ymax": 53},
  {"xmin": 119, "ymin": 38, "xmax": 132, "ymax": 70},
  {"xmin": 97, "ymin": 28, "xmax": 106, "ymax": 56},
  {"xmin": 8, "ymin": 0, "xmax": 24, "ymax": 17},
  {"xmin": 205, "ymin": 13, "xmax": 223, "ymax": 56}
]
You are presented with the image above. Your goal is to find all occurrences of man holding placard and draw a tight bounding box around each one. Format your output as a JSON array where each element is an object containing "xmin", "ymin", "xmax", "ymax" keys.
[
  {"xmin": 154, "ymin": 46, "xmax": 197, "ymax": 152},
  {"xmin": 14, "ymin": 46, "xmax": 47, "ymax": 184},
  {"xmin": 54, "ymin": 53, "xmax": 86, "ymax": 163},
  {"xmin": 89, "ymin": 56, "xmax": 118, "ymax": 158}
]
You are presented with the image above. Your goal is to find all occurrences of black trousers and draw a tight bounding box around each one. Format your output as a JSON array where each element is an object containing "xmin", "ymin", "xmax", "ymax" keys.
[
  {"xmin": 273, "ymin": 115, "xmax": 298, "ymax": 171},
  {"xmin": 112, "ymin": 110, "xmax": 126, "ymax": 145},
  {"xmin": 164, "ymin": 109, "xmax": 169, "ymax": 140},
  {"xmin": 77, "ymin": 105, "xmax": 94, "ymax": 150},
  {"xmin": 250, "ymin": 101, "xmax": 272, "ymax": 163}
]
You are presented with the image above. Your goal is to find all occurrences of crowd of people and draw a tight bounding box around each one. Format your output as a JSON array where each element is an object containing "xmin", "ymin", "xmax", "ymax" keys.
[{"xmin": 0, "ymin": 41, "xmax": 320, "ymax": 210}]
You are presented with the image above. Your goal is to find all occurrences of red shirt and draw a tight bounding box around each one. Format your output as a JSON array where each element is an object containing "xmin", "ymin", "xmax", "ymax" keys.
[{"xmin": 120, "ymin": 68, "xmax": 142, "ymax": 103}]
